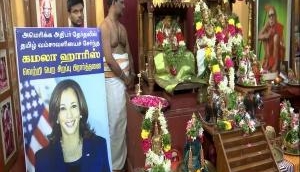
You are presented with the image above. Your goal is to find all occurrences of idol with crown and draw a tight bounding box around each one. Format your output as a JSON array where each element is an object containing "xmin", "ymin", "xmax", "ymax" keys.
[
  {"xmin": 181, "ymin": 113, "xmax": 208, "ymax": 172},
  {"xmin": 141, "ymin": 107, "xmax": 172, "ymax": 172},
  {"xmin": 154, "ymin": 14, "xmax": 205, "ymax": 93},
  {"xmin": 194, "ymin": 0, "xmax": 260, "ymax": 133}
]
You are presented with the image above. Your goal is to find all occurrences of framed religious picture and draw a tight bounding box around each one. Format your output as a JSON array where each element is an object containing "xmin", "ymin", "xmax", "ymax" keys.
[
  {"xmin": 0, "ymin": 49, "xmax": 9, "ymax": 94},
  {"xmin": 36, "ymin": 0, "xmax": 57, "ymax": 27},
  {"xmin": 256, "ymin": 0, "xmax": 292, "ymax": 73},
  {"xmin": 0, "ymin": 2, "xmax": 5, "ymax": 42},
  {"xmin": 0, "ymin": 97, "xmax": 17, "ymax": 165}
]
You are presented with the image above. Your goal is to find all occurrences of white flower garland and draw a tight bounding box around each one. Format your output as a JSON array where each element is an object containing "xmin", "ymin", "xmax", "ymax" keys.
[
  {"xmin": 228, "ymin": 67, "xmax": 235, "ymax": 90},
  {"xmin": 195, "ymin": 2, "xmax": 201, "ymax": 12},
  {"xmin": 203, "ymin": 35, "xmax": 216, "ymax": 47},
  {"xmin": 218, "ymin": 76, "xmax": 232, "ymax": 95},
  {"xmin": 226, "ymin": 33, "xmax": 243, "ymax": 53},
  {"xmin": 144, "ymin": 107, "xmax": 171, "ymax": 172}
]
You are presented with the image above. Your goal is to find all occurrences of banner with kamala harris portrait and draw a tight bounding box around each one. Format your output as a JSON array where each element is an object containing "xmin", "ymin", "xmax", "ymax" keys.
[{"xmin": 15, "ymin": 27, "xmax": 112, "ymax": 172}]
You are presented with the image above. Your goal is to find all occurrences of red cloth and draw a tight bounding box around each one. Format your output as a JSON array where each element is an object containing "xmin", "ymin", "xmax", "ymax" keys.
[
  {"xmin": 40, "ymin": 15, "xmax": 54, "ymax": 27},
  {"xmin": 266, "ymin": 23, "xmax": 285, "ymax": 69}
]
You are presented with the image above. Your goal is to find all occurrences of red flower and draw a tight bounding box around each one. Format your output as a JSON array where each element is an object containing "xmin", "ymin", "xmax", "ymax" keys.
[
  {"xmin": 156, "ymin": 31, "xmax": 164, "ymax": 44},
  {"xmin": 141, "ymin": 138, "xmax": 151, "ymax": 153},
  {"xmin": 176, "ymin": 32, "xmax": 184, "ymax": 42},
  {"xmin": 214, "ymin": 72, "xmax": 223, "ymax": 84}
]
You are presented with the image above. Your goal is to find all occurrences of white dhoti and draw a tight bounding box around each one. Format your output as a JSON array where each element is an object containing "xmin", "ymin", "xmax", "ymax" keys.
[{"xmin": 104, "ymin": 53, "xmax": 128, "ymax": 170}]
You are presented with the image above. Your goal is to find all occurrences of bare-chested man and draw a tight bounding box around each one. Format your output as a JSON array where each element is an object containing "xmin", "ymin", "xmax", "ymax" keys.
[{"xmin": 100, "ymin": 0, "xmax": 135, "ymax": 171}]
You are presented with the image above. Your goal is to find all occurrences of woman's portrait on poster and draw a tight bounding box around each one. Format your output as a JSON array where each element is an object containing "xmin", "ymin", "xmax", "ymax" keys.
[{"xmin": 35, "ymin": 79, "xmax": 110, "ymax": 172}]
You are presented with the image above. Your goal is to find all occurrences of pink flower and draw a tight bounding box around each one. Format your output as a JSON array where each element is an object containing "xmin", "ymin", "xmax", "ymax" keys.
[
  {"xmin": 131, "ymin": 95, "xmax": 168, "ymax": 108},
  {"xmin": 227, "ymin": 25, "xmax": 236, "ymax": 36},
  {"xmin": 225, "ymin": 57, "xmax": 234, "ymax": 68},
  {"xmin": 213, "ymin": 72, "xmax": 223, "ymax": 84},
  {"xmin": 164, "ymin": 150, "xmax": 172, "ymax": 160},
  {"xmin": 248, "ymin": 120, "xmax": 255, "ymax": 127},
  {"xmin": 186, "ymin": 120, "xmax": 193, "ymax": 130},
  {"xmin": 280, "ymin": 102, "xmax": 284, "ymax": 108},
  {"xmin": 216, "ymin": 32, "xmax": 225, "ymax": 43},
  {"xmin": 195, "ymin": 28, "xmax": 205, "ymax": 38},
  {"xmin": 141, "ymin": 138, "xmax": 151, "ymax": 153}
]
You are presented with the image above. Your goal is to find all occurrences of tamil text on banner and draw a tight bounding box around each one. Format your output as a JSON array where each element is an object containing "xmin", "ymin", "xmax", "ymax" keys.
[{"xmin": 15, "ymin": 27, "xmax": 111, "ymax": 172}]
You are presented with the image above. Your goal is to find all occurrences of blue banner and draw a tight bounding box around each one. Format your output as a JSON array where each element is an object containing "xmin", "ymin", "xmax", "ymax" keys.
[
  {"xmin": 15, "ymin": 27, "xmax": 104, "ymax": 80},
  {"xmin": 15, "ymin": 27, "xmax": 111, "ymax": 172}
]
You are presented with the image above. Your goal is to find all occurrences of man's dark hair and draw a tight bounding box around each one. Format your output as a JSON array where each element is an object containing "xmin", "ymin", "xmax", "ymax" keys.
[
  {"xmin": 67, "ymin": 0, "xmax": 84, "ymax": 12},
  {"xmin": 107, "ymin": 0, "xmax": 118, "ymax": 7}
]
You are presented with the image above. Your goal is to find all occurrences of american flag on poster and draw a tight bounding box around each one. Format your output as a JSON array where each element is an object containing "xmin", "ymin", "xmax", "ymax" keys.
[{"xmin": 20, "ymin": 79, "xmax": 56, "ymax": 172}]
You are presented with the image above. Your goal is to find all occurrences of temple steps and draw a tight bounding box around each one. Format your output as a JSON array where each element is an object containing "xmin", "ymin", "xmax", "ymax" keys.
[{"xmin": 215, "ymin": 125, "xmax": 280, "ymax": 172}]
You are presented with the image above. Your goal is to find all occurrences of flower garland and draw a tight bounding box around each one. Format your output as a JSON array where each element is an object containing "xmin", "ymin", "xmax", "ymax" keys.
[
  {"xmin": 155, "ymin": 17, "xmax": 186, "ymax": 71},
  {"xmin": 194, "ymin": 0, "xmax": 259, "ymax": 134},
  {"xmin": 186, "ymin": 113, "xmax": 204, "ymax": 141},
  {"xmin": 280, "ymin": 100, "xmax": 299, "ymax": 154},
  {"xmin": 194, "ymin": 1, "xmax": 235, "ymax": 93},
  {"xmin": 141, "ymin": 107, "xmax": 172, "ymax": 172},
  {"xmin": 234, "ymin": 112, "xmax": 256, "ymax": 134},
  {"xmin": 280, "ymin": 100, "xmax": 299, "ymax": 136},
  {"xmin": 156, "ymin": 19, "xmax": 186, "ymax": 49},
  {"xmin": 215, "ymin": 25, "xmax": 226, "ymax": 44},
  {"xmin": 185, "ymin": 113, "xmax": 206, "ymax": 172},
  {"xmin": 131, "ymin": 95, "xmax": 169, "ymax": 108},
  {"xmin": 194, "ymin": 1, "xmax": 216, "ymax": 49},
  {"xmin": 225, "ymin": 16, "xmax": 244, "ymax": 58}
]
